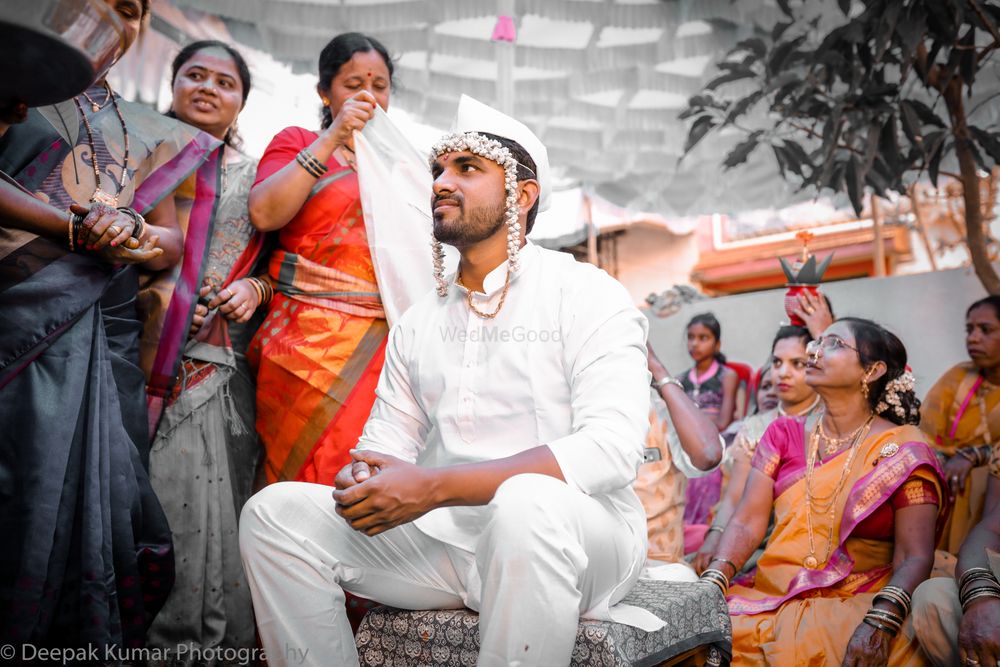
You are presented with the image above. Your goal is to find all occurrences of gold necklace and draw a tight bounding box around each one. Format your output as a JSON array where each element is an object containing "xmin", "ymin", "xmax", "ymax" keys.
[
  {"xmin": 458, "ymin": 268, "xmax": 511, "ymax": 319},
  {"xmin": 817, "ymin": 414, "xmax": 872, "ymax": 456},
  {"xmin": 802, "ymin": 413, "xmax": 873, "ymax": 569},
  {"xmin": 72, "ymin": 87, "xmax": 130, "ymax": 206},
  {"xmin": 80, "ymin": 81, "xmax": 112, "ymax": 113}
]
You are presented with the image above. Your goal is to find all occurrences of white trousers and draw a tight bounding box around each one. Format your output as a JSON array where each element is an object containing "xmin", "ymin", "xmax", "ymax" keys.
[{"xmin": 239, "ymin": 474, "xmax": 639, "ymax": 667}]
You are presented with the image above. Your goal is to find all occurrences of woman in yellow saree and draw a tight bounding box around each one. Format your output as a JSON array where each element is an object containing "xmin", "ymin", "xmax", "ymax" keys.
[
  {"xmin": 920, "ymin": 295, "xmax": 1000, "ymax": 556},
  {"xmin": 702, "ymin": 318, "xmax": 947, "ymax": 666}
]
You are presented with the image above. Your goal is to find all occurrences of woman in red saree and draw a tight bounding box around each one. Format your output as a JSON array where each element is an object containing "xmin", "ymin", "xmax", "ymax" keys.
[
  {"xmin": 247, "ymin": 33, "xmax": 393, "ymax": 486},
  {"xmin": 703, "ymin": 318, "xmax": 947, "ymax": 666}
]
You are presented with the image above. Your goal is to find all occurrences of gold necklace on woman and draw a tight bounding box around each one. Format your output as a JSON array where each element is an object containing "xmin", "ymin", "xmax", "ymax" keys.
[
  {"xmin": 802, "ymin": 412, "xmax": 874, "ymax": 569},
  {"xmin": 73, "ymin": 85, "xmax": 130, "ymax": 206},
  {"xmin": 457, "ymin": 268, "xmax": 511, "ymax": 319},
  {"xmin": 817, "ymin": 414, "xmax": 872, "ymax": 456}
]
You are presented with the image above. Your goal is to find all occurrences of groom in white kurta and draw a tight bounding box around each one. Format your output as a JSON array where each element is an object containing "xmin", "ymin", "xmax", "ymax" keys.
[{"xmin": 239, "ymin": 96, "xmax": 654, "ymax": 667}]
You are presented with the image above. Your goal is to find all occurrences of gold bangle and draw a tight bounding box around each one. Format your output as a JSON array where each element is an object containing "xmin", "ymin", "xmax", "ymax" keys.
[
  {"xmin": 67, "ymin": 211, "xmax": 75, "ymax": 251},
  {"xmin": 710, "ymin": 557, "xmax": 738, "ymax": 578}
]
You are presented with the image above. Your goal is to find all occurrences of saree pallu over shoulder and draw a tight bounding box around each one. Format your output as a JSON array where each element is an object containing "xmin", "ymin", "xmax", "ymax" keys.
[
  {"xmin": 729, "ymin": 425, "xmax": 946, "ymax": 615},
  {"xmin": 920, "ymin": 362, "xmax": 1000, "ymax": 452},
  {"xmin": 139, "ymin": 148, "xmax": 222, "ymax": 434},
  {"xmin": 0, "ymin": 104, "xmax": 221, "ymax": 395}
]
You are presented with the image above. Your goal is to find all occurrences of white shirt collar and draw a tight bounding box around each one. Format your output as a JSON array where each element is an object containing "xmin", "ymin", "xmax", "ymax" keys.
[{"xmin": 451, "ymin": 240, "xmax": 540, "ymax": 297}]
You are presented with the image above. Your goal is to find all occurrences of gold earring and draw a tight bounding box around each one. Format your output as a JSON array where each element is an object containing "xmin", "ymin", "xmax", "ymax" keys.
[
  {"xmin": 860, "ymin": 367, "xmax": 875, "ymax": 400},
  {"xmin": 322, "ymin": 98, "xmax": 330, "ymax": 106}
]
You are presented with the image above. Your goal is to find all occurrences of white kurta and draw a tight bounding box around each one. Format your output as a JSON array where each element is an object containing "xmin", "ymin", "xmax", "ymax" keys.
[
  {"xmin": 357, "ymin": 241, "xmax": 652, "ymax": 564},
  {"xmin": 239, "ymin": 241, "xmax": 660, "ymax": 666}
]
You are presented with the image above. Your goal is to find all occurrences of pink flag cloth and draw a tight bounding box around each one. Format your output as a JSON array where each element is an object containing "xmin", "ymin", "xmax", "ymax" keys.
[{"xmin": 491, "ymin": 15, "xmax": 516, "ymax": 42}]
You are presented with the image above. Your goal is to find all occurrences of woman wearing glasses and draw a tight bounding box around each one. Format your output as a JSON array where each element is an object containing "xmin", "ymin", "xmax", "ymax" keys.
[{"xmin": 702, "ymin": 318, "xmax": 947, "ymax": 666}]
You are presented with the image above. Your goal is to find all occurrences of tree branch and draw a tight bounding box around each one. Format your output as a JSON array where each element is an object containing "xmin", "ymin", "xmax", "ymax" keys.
[
  {"xmin": 970, "ymin": 0, "xmax": 1000, "ymax": 44},
  {"xmin": 970, "ymin": 0, "xmax": 1000, "ymax": 64},
  {"xmin": 785, "ymin": 120, "xmax": 865, "ymax": 158}
]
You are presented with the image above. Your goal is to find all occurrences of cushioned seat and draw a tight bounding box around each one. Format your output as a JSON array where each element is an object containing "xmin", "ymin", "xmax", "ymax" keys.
[{"xmin": 355, "ymin": 579, "xmax": 731, "ymax": 666}]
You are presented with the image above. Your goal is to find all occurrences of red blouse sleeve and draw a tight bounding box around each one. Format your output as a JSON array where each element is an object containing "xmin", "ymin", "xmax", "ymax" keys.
[
  {"xmin": 253, "ymin": 126, "xmax": 317, "ymax": 187},
  {"xmin": 890, "ymin": 477, "xmax": 940, "ymax": 510}
]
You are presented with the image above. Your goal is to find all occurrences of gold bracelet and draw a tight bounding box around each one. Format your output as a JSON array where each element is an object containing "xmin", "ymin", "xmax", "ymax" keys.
[
  {"xmin": 248, "ymin": 278, "xmax": 265, "ymax": 307},
  {"xmin": 67, "ymin": 211, "xmax": 75, "ymax": 251},
  {"xmin": 710, "ymin": 557, "xmax": 738, "ymax": 578}
]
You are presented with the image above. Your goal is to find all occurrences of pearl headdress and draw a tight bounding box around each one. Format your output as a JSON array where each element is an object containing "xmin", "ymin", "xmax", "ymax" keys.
[{"xmin": 429, "ymin": 131, "xmax": 523, "ymax": 297}]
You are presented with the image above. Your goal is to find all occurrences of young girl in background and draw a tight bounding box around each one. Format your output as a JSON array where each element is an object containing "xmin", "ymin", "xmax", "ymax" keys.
[{"xmin": 680, "ymin": 312, "xmax": 739, "ymax": 525}]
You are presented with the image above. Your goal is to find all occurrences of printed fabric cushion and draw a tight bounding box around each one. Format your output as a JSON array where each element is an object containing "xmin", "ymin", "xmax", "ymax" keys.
[{"xmin": 355, "ymin": 579, "xmax": 731, "ymax": 666}]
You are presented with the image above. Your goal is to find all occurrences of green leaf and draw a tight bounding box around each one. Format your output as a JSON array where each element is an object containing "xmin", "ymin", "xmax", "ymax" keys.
[
  {"xmin": 773, "ymin": 144, "xmax": 790, "ymax": 178},
  {"xmin": 920, "ymin": 129, "xmax": 947, "ymax": 157},
  {"xmin": 899, "ymin": 100, "xmax": 921, "ymax": 144},
  {"xmin": 684, "ymin": 115, "xmax": 717, "ymax": 154},
  {"xmin": 772, "ymin": 20, "xmax": 792, "ymax": 42},
  {"xmin": 926, "ymin": 1, "xmax": 956, "ymax": 41},
  {"xmin": 723, "ymin": 131, "xmax": 763, "ymax": 169},
  {"xmin": 895, "ymin": 4, "xmax": 926, "ymax": 64},
  {"xmin": 959, "ymin": 26, "xmax": 976, "ymax": 89},
  {"xmin": 769, "ymin": 36, "xmax": 807, "ymax": 75},
  {"xmin": 783, "ymin": 139, "xmax": 812, "ymax": 173},
  {"xmin": 904, "ymin": 99, "xmax": 946, "ymax": 128},
  {"xmin": 724, "ymin": 91, "xmax": 764, "ymax": 126},
  {"xmin": 969, "ymin": 126, "xmax": 1000, "ymax": 164},
  {"xmin": 845, "ymin": 156, "xmax": 864, "ymax": 214},
  {"xmin": 706, "ymin": 70, "xmax": 757, "ymax": 90},
  {"xmin": 732, "ymin": 37, "xmax": 766, "ymax": 60},
  {"xmin": 866, "ymin": 156, "xmax": 892, "ymax": 195},
  {"xmin": 878, "ymin": 115, "xmax": 901, "ymax": 176},
  {"xmin": 928, "ymin": 135, "xmax": 947, "ymax": 186}
]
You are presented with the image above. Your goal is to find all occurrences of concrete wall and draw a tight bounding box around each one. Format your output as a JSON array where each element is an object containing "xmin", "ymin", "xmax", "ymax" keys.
[
  {"xmin": 646, "ymin": 265, "xmax": 992, "ymax": 397},
  {"xmin": 615, "ymin": 225, "xmax": 700, "ymax": 304}
]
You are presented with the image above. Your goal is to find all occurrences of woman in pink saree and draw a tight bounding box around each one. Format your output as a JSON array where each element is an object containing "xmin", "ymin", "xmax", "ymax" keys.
[{"xmin": 701, "ymin": 318, "xmax": 947, "ymax": 666}]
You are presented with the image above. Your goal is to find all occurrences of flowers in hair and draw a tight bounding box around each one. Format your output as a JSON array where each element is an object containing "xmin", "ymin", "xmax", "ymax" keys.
[{"xmin": 875, "ymin": 371, "xmax": 916, "ymax": 419}]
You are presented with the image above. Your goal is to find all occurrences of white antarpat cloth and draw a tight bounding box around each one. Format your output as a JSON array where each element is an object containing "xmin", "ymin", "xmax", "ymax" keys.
[{"xmin": 354, "ymin": 108, "xmax": 457, "ymax": 325}]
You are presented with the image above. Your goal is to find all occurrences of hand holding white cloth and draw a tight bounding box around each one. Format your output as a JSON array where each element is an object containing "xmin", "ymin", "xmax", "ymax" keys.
[{"xmin": 354, "ymin": 108, "xmax": 457, "ymax": 325}]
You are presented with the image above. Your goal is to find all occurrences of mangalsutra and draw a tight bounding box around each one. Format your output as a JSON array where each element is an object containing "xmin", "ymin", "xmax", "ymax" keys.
[
  {"xmin": 802, "ymin": 412, "xmax": 873, "ymax": 569},
  {"xmin": 80, "ymin": 81, "xmax": 113, "ymax": 113},
  {"xmin": 73, "ymin": 85, "xmax": 130, "ymax": 207}
]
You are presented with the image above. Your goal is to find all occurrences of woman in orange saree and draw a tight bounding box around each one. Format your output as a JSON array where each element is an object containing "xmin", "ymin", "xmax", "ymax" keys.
[
  {"xmin": 702, "ymin": 318, "xmax": 947, "ymax": 666},
  {"xmin": 247, "ymin": 33, "xmax": 393, "ymax": 486},
  {"xmin": 920, "ymin": 295, "xmax": 1000, "ymax": 556}
]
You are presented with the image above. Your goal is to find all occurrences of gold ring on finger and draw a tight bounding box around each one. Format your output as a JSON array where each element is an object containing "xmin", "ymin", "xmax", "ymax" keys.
[{"xmin": 108, "ymin": 225, "xmax": 121, "ymax": 236}]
